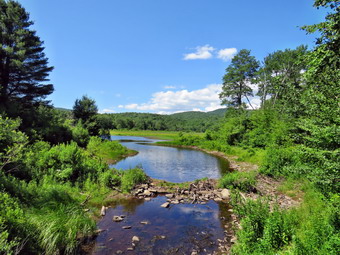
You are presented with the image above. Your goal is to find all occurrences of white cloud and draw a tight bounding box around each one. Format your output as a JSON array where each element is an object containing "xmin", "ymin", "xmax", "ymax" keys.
[
  {"xmin": 183, "ymin": 45, "xmax": 215, "ymax": 60},
  {"xmin": 118, "ymin": 84, "xmax": 226, "ymax": 114},
  {"xmin": 246, "ymin": 97, "xmax": 261, "ymax": 109},
  {"xmin": 99, "ymin": 108, "xmax": 115, "ymax": 113},
  {"xmin": 217, "ymin": 48, "xmax": 237, "ymax": 61},
  {"xmin": 163, "ymin": 85, "xmax": 177, "ymax": 89}
]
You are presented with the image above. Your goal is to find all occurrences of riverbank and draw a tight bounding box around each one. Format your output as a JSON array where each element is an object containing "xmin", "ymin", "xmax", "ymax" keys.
[{"xmin": 110, "ymin": 129, "xmax": 204, "ymax": 140}]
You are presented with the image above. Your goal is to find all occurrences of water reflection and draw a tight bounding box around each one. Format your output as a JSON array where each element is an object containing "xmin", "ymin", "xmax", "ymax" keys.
[
  {"xmin": 93, "ymin": 196, "xmax": 231, "ymax": 255},
  {"xmin": 111, "ymin": 136, "xmax": 229, "ymax": 183}
]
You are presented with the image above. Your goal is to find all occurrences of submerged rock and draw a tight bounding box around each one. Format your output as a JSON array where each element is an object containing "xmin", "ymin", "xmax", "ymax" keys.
[
  {"xmin": 113, "ymin": 216, "xmax": 124, "ymax": 222},
  {"xmin": 161, "ymin": 202, "xmax": 170, "ymax": 208},
  {"xmin": 132, "ymin": 236, "xmax": 140, "ymax": 242}
]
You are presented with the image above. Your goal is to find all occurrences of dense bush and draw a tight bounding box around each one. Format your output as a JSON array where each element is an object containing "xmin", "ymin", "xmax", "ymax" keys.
[
  {"xmin": 71, "ymin": 121, "xmax": 90, "ymax": 147},
  {"xmin": 231, "ymin": 187, "xmax": 339, "ymax": 255},
  {"xmin": 21, "ymin": 141, "xmax": 108, "ymax": 184},
  {"xmin": 121, "ymin": 168, "xmax": 148, "ymax": 192}
]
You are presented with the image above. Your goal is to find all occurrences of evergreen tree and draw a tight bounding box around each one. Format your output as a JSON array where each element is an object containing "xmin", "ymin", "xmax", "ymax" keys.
[
  {"xmin": 73, "ymin": 95, "xmax": 99, "ymax": 135},
  {"xmin": 220, "ymin": 49, "xmax": 259, "ymax": 109},
  {"xmin": 0, "ymin": 0, "xmax": 54, "ymax": 116}
]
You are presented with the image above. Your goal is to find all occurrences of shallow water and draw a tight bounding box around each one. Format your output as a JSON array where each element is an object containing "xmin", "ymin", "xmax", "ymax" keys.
[
  {"xmin": 93, "ymin": 196, "xmax": 232, "ymax": 255},
  {"xmin": 110, "ymin": 136, "xmax": 229, "ymax": 183}
]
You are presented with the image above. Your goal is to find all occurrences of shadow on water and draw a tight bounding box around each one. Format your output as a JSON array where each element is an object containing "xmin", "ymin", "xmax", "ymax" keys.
[{"xmin": 93, "ymin": 196, "xmax": 232, "ymax": 255}]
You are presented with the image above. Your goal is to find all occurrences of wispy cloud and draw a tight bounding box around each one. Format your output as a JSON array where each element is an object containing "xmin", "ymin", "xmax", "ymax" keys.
[
  {"xmin": 183, "ymin": 45, "xmax": 237, "ymax": 61},
  {"xmin": 163, "ymin": 85, "xmax": 177, "ymax": 89},
  {"xmin": 217, "ymin": 48, "xmax": 237, "ymax": 61},
  {"xmin": 118, "ymin": 84, "xmax": 225, "ymax": 114},
  {"xmin": 183, "ymin": 45, "xmax": 215, "ymax": 60}
]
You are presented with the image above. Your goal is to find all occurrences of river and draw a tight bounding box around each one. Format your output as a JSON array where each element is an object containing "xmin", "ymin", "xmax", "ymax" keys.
[
  {"xmin": 110, "ymin": 136, "xmax": 229, "ymax": 183},
  {"xmin": 91, "ymin": 136, "xmax": 232, "ymax": 255}
]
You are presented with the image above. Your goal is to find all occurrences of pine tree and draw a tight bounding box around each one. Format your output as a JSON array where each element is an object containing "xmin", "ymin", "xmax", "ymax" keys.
[
  {"xmin": 219, "ymin": 49, "xmax": 259, "ymax": 109},
  {"xmin": 0, "ymin": 0, "xmax": 53, "ymax": 115}
]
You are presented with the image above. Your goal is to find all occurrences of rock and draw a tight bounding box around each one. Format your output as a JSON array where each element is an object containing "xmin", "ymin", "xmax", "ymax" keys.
[
  {"xmin": 113, "ymin": 216, "xmax": 124, "ymax": 222},
  {"xmin": 161, "ymin": 202, "xmax": 170, "ymax": 208},
  {"xmin": 84, "ymin": 208, "xmax": 89, "ymax": 212},
  {"xmin": 140, "ymin": 221, "xmax": 149, "ymax": 224},
  {"xmin": 122, "ymin": 226, "xmax": 132, "ymax": 229},
  {"xmin": 228, "ymin": 209, "xmax": 233, "ymax": 212},
  {"xmin": 136, "ymin": 188, "xmax": 144, "ymax": 194},
  {"xmin": 221, "ymin": 189, "xmax": 230, "ymax": 199},
  {"xmin": 132, "ymin": 236, "xmax": 140, "ymax": 242},
  {"xmin": 120, "ymin": 215, "xmax": 126, "ymax": 218},
  {"xmin": 143, "ymin": 190, "xmax": 151, "ymax": 196},
  {"xmin": 231, "ymin": 237, "xmax": 237, "ymax": 243},
  {"xmin": 160, "ymin": 235, "xmax": 166, "ymax": 239},
  {"xmin": 165, "ymin": 194, "xmax": 174, "ymax": 198},
  {"xmin": 127, "ymin": 247, "xmax": 134, "ymax": 251},
  {"xmin": 95, "ymin": 229, "xmax": 105, "ymax": 234},
  {"xmin": 171, "ymin": 200, "xmax": 179, "ymax": 204},
  {"xmin": 144, "ymin": 197, "xmax": 151, "ymax": 201},
  {"xmin": 116, "ymin": 250, "xmax": 123, "ymax": 254},
  {"xmin": 148, "ymin": 188, "xmax": 157, "ymax": 193},
  {"xmin": 100, "ymin": 206, "xmax": 106, "ymax": 216},
  {"xmin": 214, "ymin": 198, "xmax": 223, "ymax": 202}
]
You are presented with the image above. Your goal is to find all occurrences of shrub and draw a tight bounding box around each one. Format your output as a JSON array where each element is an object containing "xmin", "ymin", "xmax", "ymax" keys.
[
  {"xmin": 219, "ymin": 171, "xmax": 257, "ymax": 192},
  {"xmin": 121, "ymin": 168, "xmax": 147, "ymax": 192},
  {"xmin": 99, "ymin": 169, "xmax": 121, "ymax": 188},
  {"xmin": 87, "ymin": 136, "xmax": 131, "ymax": 161},
  {"xmin": 71, "ymin": 121, "xmax": 90, "ymax": 147}
]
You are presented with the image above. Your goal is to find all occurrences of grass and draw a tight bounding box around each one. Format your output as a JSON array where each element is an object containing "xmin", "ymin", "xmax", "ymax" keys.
[
  {"xmin": 110, "ymin": 129, "xmax": 204, "ymax": 140},
  {"xmin": 219, "ymin": 170, "xmax": 258, "ymax": 192},
  {"xmin": 277, "ymin": 178, "xmax": 305, "ymax": 200}
]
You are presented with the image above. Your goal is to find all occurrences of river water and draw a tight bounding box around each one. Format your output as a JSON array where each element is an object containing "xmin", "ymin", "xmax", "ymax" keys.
[
  {"xmin": 110, "ymin": 136, "xmax": 229, "ymax": 183},
  {"xmin": 91, "ymin": 136, "xmax": 231, "ymax": 255}
]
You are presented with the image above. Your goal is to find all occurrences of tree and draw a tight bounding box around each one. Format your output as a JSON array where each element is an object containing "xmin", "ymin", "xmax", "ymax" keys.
[
  {"xmin": 219, "ymin": 49, "xmax": 259, "ymax": 109},
  {"xmin": 0, "ymin": 0, "xmax": 54, "ymax": 115},
  {"xmin": 72, "ymin": 95, "xmax": 99, "ymax": 135},
  {"xmin": 255, "ymin": 46, "xmax": 308, "ymax": 112}
]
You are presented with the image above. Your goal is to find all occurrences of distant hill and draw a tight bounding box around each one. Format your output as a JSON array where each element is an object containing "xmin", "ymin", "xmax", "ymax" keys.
[
  {"xmin": 104, "ymin": 108, "xmax": 227, "ymax": 132},
  {"xmin": 55, "ymin": 107, "xmax": 72, "ymax": 112}
]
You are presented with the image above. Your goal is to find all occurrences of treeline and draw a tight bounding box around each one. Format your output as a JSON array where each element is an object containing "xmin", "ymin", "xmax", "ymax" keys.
[
  {"xmin": 0, "ymin": 1, "xmax": 146, "ymax": 254},
  {"xmin": 96, "ymin": 108, "xmax": 226, "ymax": 132},
  {"xmin": 167, "ymin": 1, "xmax": 339, "ymax": 254}
]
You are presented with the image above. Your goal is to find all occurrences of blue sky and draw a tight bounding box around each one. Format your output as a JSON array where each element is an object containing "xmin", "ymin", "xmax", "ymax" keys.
[{"xmin": 18, "ymin": 0, "xmax": 327, "ymax": 114}]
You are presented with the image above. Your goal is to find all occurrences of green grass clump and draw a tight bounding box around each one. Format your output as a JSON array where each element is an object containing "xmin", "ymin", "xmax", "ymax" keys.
[
  {"xmin": 87, "ymin": 136, "xmax": 136, "ymax": 162},
  {"xmin": 219, "ymin": 171, "xmax": 257, "ymax": 192},
  {"xmin": 28, "ymin": 204, "xmax": 95, "ymax": 254},
  {"xmin": 120, "ymin": 168, "xmax": 148, "ymax": 192}
]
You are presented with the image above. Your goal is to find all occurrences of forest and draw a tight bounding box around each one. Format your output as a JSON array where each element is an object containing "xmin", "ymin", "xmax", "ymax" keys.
[{"xmin": 0, "ymin": 0, "xmax": 339, "ymax": 254}]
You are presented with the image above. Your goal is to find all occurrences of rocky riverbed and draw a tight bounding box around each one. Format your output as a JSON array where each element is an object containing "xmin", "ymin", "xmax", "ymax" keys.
[{"xmin": 90, "ymin": 179, "xmax": 239, "ymax": 255}]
